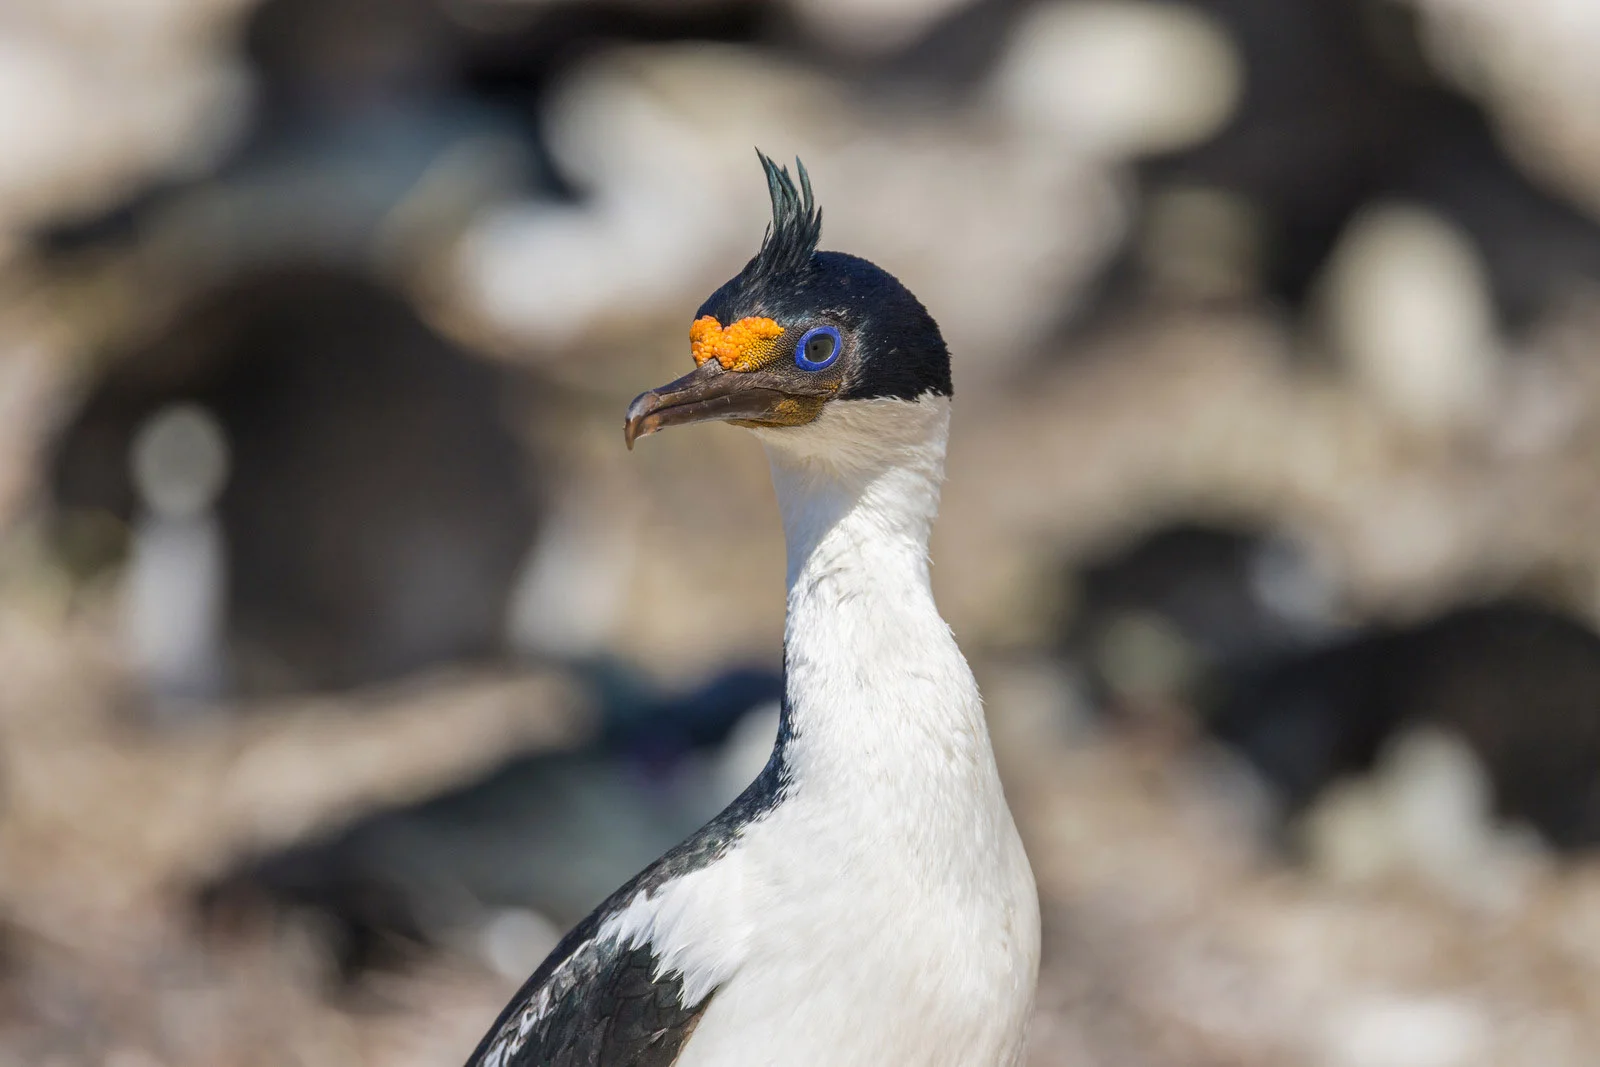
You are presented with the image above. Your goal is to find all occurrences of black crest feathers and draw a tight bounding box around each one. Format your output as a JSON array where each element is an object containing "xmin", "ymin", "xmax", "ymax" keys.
[{"xmin": 750, "ymin": 151, "xmax": 822, "ymax": 279}]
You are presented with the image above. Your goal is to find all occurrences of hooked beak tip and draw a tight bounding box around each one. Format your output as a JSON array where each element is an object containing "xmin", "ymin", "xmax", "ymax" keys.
[{"xmin": 624, "ymin": 390, "xmax": 661, "ymax": 451}]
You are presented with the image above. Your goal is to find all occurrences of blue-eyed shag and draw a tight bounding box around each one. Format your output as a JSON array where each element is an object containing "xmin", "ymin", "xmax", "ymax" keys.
[{"xmin": 465, "ymin": 152, "xmax": 1040, "ymax": 1067}]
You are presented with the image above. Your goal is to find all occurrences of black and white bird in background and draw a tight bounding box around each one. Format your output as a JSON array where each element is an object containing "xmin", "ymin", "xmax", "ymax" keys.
[{"xmin": 464, "ymin": 154, "xmax": 1040, "ymax": 1066}]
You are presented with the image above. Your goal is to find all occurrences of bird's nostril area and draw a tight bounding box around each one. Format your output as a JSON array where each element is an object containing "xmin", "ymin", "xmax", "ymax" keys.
[{"xmin": 626, "ymin": 392, "xmax": 662, "ymax": 423}]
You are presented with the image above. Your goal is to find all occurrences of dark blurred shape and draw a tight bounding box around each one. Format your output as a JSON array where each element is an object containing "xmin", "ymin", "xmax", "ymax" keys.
[
  {"xmin": 198, "ymin": 663, "xmax": 782, "ymax": 980},
  {"xmin": 1068, "ymin": 525, "xmax": 1600, "ymax": 850},
  {"xmin": 245, "ymin": 0, "xmax": 765, "ymax": 200},
  {"xmin": 1138, "ymin": 0, "xmax": 1600, "ymax": 326},
  {"xmin": 246, "ymin": 0, "xmax": 463, "ymax": 116},
  {"xmin": 52, "ymin": 266, "xmax": 539, "ymax": 694},
  {"xmin": 450, "ymin": 0, "xmax": 765, "ymax": 123},
  {"xmin": 41, "ymin": 0, "xmax": 767, "ymax": 261},
  {"xmin": 1217, "ymin": 601, "xmax": 1600, "ymax": 849},
  {"xmin": 586, "ymin": 659, "xmax": 784, "ymax": 772},
  {"xmin": 854, "ymin": 0, "xmax": 1030, "ymax": 93},
  {"xmin": 1065, "ymin": 521, "xmax": 1336, "ymax": 714}
]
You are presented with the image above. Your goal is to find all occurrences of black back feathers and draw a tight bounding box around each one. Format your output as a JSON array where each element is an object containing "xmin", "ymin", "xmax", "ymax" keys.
[{"xmin": 750, "ymin": 152, "xmax": 822, "ymax": 282}]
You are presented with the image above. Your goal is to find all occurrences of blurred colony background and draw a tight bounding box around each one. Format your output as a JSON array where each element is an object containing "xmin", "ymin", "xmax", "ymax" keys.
[{"xmin": 4, "ymin": 0, "xmax": 1600, "ymax": 1064}]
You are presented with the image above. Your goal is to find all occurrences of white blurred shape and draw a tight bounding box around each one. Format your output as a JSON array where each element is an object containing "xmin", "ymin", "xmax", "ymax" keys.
[
  {"xmin": 714, "ymin": 701, "xmax": 781, "ymax": 801},
  {"xmin": 455, "ymin": 53, "xmax": 741, "ymax": 351},
  {"xmin": 125, "ymin": 403, "xmax": 231, "ymax": 704},
  {"xmin": 130, "ymin": 402, "xmax": 230, "ymax": 519},
  {"xmin": 0, "ymin": 7, "xmax": 250, "ymax": 238},
  {"xmin": 506, "ymin": 486, "xmax": 638, "ymax": 659},
  {"xmin": 1247, "ymin": 534, "xmax": 1337, "ymax": 632},
  {"xmin": 461, "ymin": 190, "xmax": 708, "ymax": 352},
  {"xmin": 1302, "ymin": 727, "xmax": 1544, "ymax": 911},
  {"xmin": 785, "ymin": 0, "xmax": 978, "ymax": 54},
  {"xmin": 1382, "ymin": 728, "xmax": 1495, "ymax": 887},
  {"xmin": 1320, "ymin": 202, "xmax": 1499, "ymax": 434},
  {"xmin": 1324, "ymin": 995, "xmax": 1489, "ymax": 1067},
  {"xmin": 455, "ymin": 44, "xmax": 1123, "ymax": 380},
  {"xmin": 1408, "ymin": 0, "xmax": 1600, "ymax": 218},
  {"xmin": 991, "ymin": 1, "xmax": 1242, "ymax": 158},
  {"xmin": 480, "ymin": 907, "xmax": 562, "ymax": 982}
]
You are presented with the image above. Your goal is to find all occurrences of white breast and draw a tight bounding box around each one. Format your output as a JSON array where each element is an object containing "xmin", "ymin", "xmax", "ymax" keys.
[{"xmin": 675, "ymin": 776, "xmax": 1038, "ymax": 1067}]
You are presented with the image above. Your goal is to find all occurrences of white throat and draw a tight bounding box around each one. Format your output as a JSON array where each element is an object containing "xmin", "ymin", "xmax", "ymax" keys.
[
  {"xmin": 755, "ymin": 395, "xmax": 986, "ymax": 798},
  {"xmin": 762, "ymin": 395, "xmax": 949, "ymax": 591},
  {"xmin": 638, "ymin": 395, "xmax": 1039, "ymax": 1067}
]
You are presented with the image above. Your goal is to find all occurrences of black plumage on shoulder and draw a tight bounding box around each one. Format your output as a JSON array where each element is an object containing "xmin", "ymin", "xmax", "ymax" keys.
[
  {"xmin": 467, "ymin": 917, "xmax": 702, "ymax": 1067},
  {"xmin": 463, "ymin": 726, "xmax": 794, "ymax": 1067}
]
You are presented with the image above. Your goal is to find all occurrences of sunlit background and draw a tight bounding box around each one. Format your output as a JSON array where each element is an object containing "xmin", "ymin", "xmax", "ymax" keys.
[{"xmin": 5, "ymin": 0, "xmax": 1600, "ymax": 1063}]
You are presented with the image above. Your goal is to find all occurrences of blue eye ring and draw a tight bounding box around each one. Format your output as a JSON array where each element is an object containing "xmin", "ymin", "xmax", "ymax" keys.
[{"xmin": 794, "ymin": 325, "xmax": 842, "ymax": 371}]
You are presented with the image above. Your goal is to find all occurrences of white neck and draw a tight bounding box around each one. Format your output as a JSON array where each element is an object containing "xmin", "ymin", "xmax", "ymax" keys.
[
  {"xmin": 755, "ymin": 396, "xmax": 991, "ymax": 803},
  {"xmin": 618, "ymin": 396, "xmax": 1038, "ymax": 1067},
  {"xmin": 766, "ymin": 397, "xmax": 946, "ymax": 591}
]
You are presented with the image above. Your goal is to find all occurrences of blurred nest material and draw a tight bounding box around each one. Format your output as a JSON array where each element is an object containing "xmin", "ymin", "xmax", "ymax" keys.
[
  {"xmin": 998, "ymin": 710, "xmax": 1600, "ymax": 1067},
  {"xmin": 0, "ymin": 591, "xmax": 589, "ymax": 1065},
  {"xmin": 937, "ymin": 300, "xmax": 1600, "ymax": 644}
]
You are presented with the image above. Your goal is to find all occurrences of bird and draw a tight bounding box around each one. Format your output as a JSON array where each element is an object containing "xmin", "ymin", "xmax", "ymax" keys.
[{"xmin": 464, "ymin": 152, "xmax": 1040, "ymax": 1067}]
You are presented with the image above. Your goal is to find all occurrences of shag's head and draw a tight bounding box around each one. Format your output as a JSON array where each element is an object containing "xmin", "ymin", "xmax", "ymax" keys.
[{"xmin": 625, "ymin": 153, "xmax": 951, "ymax": 450}]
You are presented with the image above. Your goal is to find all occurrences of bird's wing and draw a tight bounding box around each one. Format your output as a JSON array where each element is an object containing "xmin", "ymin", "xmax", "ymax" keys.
[
  {"xmin": 466, "ymin": 908, "xmax": 711, "ymax": 1067},
  {"xmin": 466, "ymin": 752, "xmax": 785, "ymax": 1067}
]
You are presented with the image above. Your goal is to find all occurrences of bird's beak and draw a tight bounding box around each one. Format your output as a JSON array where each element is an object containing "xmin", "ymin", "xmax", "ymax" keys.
[{"xmin": 624, "ymin": 361, "xmax": 826, "ymax": 449}]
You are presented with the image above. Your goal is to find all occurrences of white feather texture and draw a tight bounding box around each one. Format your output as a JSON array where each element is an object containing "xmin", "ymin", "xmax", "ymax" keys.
[{"xmin": 615, "ymin": 394, "xmax": 1041, "ymax": 1067}]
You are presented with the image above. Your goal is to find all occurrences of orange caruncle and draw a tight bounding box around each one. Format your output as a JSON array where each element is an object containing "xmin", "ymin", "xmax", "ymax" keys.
[{"xmin": 690, "ymin": 315, "xmax": 785, "ymax": 371}]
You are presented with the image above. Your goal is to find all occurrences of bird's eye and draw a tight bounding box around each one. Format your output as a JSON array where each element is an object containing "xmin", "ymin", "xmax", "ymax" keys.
[{"xmin": 794, "ymin": 325, "xmax": 842, "ymax": 371}]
